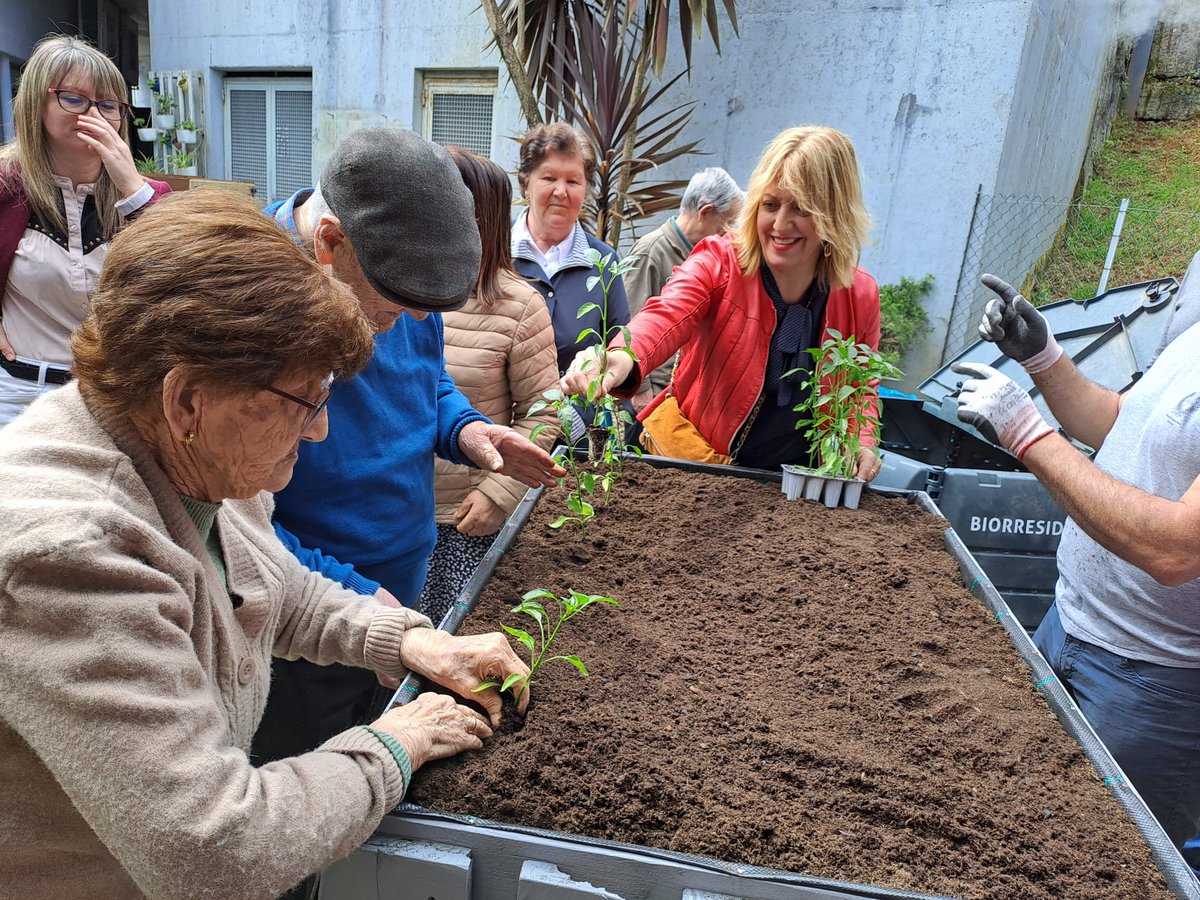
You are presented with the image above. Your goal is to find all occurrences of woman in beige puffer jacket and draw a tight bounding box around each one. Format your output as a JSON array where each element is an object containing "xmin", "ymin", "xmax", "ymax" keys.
[{"xmin": 418, "ymin": 148, "xmax": 559, "ymax": 624}]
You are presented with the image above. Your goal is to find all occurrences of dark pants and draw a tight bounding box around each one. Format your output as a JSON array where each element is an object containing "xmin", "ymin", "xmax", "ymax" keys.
[
  {"xmin": 1035, "ymin": 602, "xmax": 1200, "ymax": 873},
  {"xmin": 251, "ymin": 559, "xmax": 409, "ymax": 764}
]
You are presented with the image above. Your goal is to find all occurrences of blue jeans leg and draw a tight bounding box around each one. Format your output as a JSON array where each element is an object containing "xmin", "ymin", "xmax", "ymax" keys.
[{"xmin": 1034, "ymin": 602, "xmax": 1200, "ymax": 866}]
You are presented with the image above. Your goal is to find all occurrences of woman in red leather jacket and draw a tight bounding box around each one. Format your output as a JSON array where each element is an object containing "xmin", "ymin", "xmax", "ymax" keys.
[{"xmin": 562, "ymin": 125, "xmax": 882, "ymax": 478}]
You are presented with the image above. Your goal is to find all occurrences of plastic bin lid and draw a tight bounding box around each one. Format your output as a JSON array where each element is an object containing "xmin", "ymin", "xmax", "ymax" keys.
[{"xmin": 920, "ymin": 277, "xmax": 1179, "ymax": 455}]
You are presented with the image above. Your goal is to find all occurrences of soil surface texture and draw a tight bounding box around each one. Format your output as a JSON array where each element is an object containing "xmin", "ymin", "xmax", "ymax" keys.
[{"xmin": 406, "ymin": 463, "xmax": 1173, "ymax": 900}]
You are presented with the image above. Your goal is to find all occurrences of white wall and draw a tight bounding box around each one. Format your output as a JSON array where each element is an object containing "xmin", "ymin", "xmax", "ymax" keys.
[
  {"xmin": 148, "ymin": 0, "xmax": 1121, "ymax": 382},
  {"xmin": 149, "ymin": 0, "xmax": 525, "ymax": 182}
]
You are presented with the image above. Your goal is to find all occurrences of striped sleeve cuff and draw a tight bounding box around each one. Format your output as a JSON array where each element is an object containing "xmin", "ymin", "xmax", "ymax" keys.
[{"xmin": 363, "ymin": 726, "xmax": 414, "ymax": 797}]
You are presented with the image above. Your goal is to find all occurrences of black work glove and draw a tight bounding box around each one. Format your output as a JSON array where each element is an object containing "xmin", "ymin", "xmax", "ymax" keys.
[{"xmin": 978, "ymin": 274, "xmax": 1062, "ymax": 374}]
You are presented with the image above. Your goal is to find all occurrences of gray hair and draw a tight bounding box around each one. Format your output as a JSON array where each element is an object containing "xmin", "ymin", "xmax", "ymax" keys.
[{"xmin": 680, "ymin": 167, "xmax": 743, "ymax": 216}]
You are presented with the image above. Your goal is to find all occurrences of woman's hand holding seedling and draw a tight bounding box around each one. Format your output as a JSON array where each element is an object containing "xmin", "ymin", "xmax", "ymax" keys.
[
  {"xmin": 400, "ymin": 627, "xmax": 531, "ymax": 725},
  {"xmin": 561, "ymin": 344, "xmax": 635, "ymax": 398},
  {"xmin": 851, "ymin": 447, "xmax": 882, "ymax": 482},
  {"xmin": 370, "ymin": 692, "xmax": 492, "ymax": 770}
]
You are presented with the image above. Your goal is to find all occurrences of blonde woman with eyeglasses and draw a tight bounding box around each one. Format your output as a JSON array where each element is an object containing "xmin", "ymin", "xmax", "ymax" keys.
[{"xmin": 0, "ymin": 34, "xmax": 170, "ymax": 427}]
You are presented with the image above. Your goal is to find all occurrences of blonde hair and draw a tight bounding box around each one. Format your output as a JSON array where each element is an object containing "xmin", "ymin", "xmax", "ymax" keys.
[
  {"xmin": 73, "ymin": 191, "xmax": 375, "ymax": 420},
  {"xmin": 0, "ymin": 35, "xmax": 133, "ymax": 237},
  {"xmin": 734, "ymin": 126, "xmax": 871, "ymax": 290}
]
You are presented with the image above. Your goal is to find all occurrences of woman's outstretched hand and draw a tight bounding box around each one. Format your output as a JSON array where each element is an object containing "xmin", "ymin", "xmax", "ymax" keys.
[{"xmin": 561, "ymin": 346, "xmax": 634, "ymax": 398}]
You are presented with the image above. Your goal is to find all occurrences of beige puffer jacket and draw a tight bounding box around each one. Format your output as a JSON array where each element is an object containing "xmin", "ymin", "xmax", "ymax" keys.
[{"xmin": 435, "ymin": 269, "xmax": 559, "ymax": 524}]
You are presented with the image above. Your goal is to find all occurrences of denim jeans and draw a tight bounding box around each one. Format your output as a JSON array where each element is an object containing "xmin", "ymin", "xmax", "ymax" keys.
[{"xmin": 1035, "ymin": 602, "xmax": 1200, "ymax": 871}]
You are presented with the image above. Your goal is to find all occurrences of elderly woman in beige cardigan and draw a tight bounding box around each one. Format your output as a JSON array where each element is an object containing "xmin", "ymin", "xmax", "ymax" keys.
[
  {"xmin": 417, "ymin": 147, "xmax": 560, "ymax": 623},
  {"xmin": 0, "ymin": 191, "xmax": 529, "ymax": 900}
]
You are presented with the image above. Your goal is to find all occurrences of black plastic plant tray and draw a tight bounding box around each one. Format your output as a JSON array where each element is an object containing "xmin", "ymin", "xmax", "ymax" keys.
[{"xmin": 382, "ymin": 454, "xmax": 1199, "ymax": 900}]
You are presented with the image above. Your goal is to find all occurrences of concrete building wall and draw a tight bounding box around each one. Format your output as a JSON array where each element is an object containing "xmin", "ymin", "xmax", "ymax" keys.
[
  {"xmin": 149, "ymin": 0, "xmax": 525, "ymax": 185},
  {"xmin": 148, "ymin": 0, "xmax": 1121, "ymax": 381}
]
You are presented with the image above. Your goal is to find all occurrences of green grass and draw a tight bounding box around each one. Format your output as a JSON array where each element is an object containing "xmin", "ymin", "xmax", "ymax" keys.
[{"xmin": 1029, "ymin": 118, "xmax": 1200, "ymax": 303}]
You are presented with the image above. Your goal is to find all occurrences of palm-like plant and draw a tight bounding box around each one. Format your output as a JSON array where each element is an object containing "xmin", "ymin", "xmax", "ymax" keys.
[{"xmin": 481, "ymin": 0, "xmax": 738, "ymax": 244}]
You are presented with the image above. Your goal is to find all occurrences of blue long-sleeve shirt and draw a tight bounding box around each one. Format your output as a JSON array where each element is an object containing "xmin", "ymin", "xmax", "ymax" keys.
[{"xmin": 267, "ymin": 190, "xmax": 489, "ymax": 603}]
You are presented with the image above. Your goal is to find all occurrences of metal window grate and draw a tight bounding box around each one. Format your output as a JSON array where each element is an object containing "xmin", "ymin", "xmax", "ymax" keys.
[
  {"xmin": 225, "ymin": 78, "xmax": 312, "ymax": 205},
  {"xmin": 228, "ymin": 88, "xmax": 269, "ymax": 202},
  {"xmin": 429, "ymin": 92, "xmax": 493, "ymax": 157},
  {"xmin": 275, "ymin": 90, "xmax": 313, "ymax": 201}
]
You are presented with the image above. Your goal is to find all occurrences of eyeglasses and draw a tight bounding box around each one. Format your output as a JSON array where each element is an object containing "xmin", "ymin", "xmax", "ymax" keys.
[
  {"xmin": 265, "ymin": 373, "xmax": 335, "ymax": 431},
  {"xmin": 48, "ymin": 88, "xmax": 130, "ymax": 122}
]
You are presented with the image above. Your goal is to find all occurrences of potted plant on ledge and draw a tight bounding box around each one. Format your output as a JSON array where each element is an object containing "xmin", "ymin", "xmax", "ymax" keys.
[
  {"xmin": 782, "ymin": 328, "xmax": 901, "ymax": 509},
  {"xmin": 169, "ymin": 148, "xmax": 198, "ymax": 177}
]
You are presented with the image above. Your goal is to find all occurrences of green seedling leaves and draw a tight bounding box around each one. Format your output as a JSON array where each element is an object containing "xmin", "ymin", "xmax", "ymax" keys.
[
  {"xmin": 502, "ymin": 624, "xmax": 536, "ymax": 654},
  {"xmin": 487, "ymin": 588, "xmax": 619, "ymax": 699},
  {"xmin": 561, "ymin": 655, "xmax": 588, "ymax": 676},
  {"xmin": 530, "ymin": 423, "xmax": 552, "ymax": 441},
  {"xmin": 577, "ymin": 301, "xmax": 601, "ymax": 317}
]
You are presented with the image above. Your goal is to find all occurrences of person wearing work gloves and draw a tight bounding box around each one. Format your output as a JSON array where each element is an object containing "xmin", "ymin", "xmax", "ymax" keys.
[{"xmin": 953, "ymin": 273, "xmax": 1200, "ymax": 871}]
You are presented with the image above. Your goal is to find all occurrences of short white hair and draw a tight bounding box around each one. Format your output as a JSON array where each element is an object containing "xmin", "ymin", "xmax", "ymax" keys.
[
  {"xmin": 680, "ymin": 167, "xmax": 744, "ymax": 216},
  {"xmin": 306, "ymin": 183, "xmax": 334, "ymax": 225}
]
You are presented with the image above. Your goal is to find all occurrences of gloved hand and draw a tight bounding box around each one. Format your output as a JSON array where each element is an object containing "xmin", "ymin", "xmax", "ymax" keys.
[
  {"xmin": 978, "ymin": 274, "xmax": 1063, "ymax": 374},
  {"xmin": 951, "ymin": 362, "xmax": 1054, "ymax": 460}
]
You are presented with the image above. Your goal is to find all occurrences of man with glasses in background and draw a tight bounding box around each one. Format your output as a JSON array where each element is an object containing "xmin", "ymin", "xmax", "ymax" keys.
[{"xmin": 251, "ymin": 127, "xmax": 563, "ymax": 767}]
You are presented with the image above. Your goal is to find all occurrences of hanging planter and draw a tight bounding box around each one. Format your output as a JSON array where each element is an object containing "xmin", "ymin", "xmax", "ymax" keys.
[
  {"xmin": 154, "ymin": 114, "xmax": 175, "ymax": 130},
  {"xmin": 132, "ymin": 117, "xmax": 157, "ymax": 143},
  {"xmin": 175, "ymin": 124, "xmax": 197, "ymax": 144},
  {"xmin": 131, "ymin": 79, "xmax": 153, "ymax": 108}
]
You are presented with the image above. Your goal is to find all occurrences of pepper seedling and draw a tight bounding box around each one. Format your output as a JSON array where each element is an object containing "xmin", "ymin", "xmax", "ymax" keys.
[
  {"xmin": 529, "ymin": 388, "xmax": 597, "ymax": 531},
  {"xmin": 789, "ymin": 328, "xmax": 902, "ymax": 478},
  {"xmin": 473, "ymin": 588, "xmax": 619, "ymax": 701}
]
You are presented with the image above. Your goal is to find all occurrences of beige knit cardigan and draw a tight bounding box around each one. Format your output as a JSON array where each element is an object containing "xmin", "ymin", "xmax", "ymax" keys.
[
  {"xmin": 434, "ymin": 269, "xmax": 559, "ymax": 524},
  {"xmin": 0, "ymin": 385, "xmax": 431, "ymax": 900}
]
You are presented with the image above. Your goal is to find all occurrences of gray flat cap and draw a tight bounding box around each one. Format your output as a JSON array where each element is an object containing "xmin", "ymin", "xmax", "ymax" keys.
[{"xmin": 320, "ymin": 128, "xmax": 481, "ymax": 312}]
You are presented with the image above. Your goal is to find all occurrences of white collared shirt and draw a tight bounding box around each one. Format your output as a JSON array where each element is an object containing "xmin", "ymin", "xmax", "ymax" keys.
[{"xmin": 512, "ymin": 211, "xmax": 578, "ymax": 279}]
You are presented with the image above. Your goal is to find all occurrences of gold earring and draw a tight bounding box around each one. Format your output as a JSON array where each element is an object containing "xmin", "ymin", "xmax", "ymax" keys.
[{"xmin": 184, "ymin": 430, "xmax": 195, "ymax": 446}]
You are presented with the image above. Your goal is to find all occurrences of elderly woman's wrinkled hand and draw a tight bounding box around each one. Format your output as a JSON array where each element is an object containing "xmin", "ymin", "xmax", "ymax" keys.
[
  {"xmin": 561, "ymin": 346, "xmax": 634, "ymax": 398},
  {"xmin": 399, "ymin": 627, "xmax": 530, "ymax": 725},
  {"xmin": 370, "ymin": 692, "xmax": 492, "ymax": 771},
  {"xmin": 457, "ymin": 421, "xmax": 565, "ymax": 487}
]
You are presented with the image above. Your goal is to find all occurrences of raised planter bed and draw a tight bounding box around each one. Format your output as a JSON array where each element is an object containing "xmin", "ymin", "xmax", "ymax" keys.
[{"xmin": 355, "ymin": 457, "xmax": 1195, "ymax": 900}]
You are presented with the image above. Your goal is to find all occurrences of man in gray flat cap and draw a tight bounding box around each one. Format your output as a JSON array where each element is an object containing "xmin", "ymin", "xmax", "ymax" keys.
[{"xmin": 252, "ymin": 128, "xmax": 563, "ymax": 765}]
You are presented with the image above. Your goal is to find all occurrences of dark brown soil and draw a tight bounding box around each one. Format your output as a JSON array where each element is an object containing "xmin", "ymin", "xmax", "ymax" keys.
[{"xmin": 407, "ymin": 463, "xmax": 1172, "ymax": 900}]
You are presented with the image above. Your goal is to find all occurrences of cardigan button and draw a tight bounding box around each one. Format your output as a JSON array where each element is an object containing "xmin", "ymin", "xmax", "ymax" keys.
[{"xmin": 237, "ymin": 658, "xmax": 255, "ymax": 685}]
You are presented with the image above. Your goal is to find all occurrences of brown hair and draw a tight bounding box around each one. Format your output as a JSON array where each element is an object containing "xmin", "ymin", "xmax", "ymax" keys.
[
  {"xmin": 446, "ymin": 146, "xmax": 515, "ymax": 306},
  {"xmin": 734, "ymin": 126, "xmax": 872, "ymax": 290},
  {"xmin": 0, "ymin": 35, "xmax": 133, "ymax": 238},
  {"xmin": 72, "ymin": 191, "xmax": 375, "ymax": 419},
  {"xmin": 517, "ymin": 123, "xmax": 596, "ymax": 196}
]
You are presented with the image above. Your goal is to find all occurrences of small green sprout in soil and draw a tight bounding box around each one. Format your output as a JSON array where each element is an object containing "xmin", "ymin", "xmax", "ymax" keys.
[{"xmin": 473, "ymin": 588, "xmax": 619, "ymax": 701}]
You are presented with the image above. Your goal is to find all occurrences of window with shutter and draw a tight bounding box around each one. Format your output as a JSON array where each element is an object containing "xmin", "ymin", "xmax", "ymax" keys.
[
  {"xmin": 421, "ymin": 73, "xmax": 497, "ymax": 158},
  {"xmin": 225, "ymin": 77, "xmax": 312, "ymax": 205}
]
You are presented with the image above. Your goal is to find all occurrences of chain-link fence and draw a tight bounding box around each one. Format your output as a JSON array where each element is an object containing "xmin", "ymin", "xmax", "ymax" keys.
[{"xmin": 942, "ymin": 192, "xmax": 1200, "ymax": 361}]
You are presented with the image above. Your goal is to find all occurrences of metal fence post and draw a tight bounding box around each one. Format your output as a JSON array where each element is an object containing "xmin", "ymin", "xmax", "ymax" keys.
[{"xmin": 1098, "ymin": 198, "xmax": 1130, "ymax": 295}]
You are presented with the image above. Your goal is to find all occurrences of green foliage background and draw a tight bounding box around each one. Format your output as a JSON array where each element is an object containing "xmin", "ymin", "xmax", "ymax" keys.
[{"xmin": 878, "ymin": 274, "xmax": 934, "ymax": 367}]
